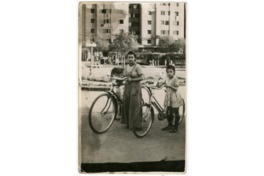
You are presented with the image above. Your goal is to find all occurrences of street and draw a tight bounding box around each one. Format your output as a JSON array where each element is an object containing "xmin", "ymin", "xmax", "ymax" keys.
[{"xmin": 79, "ymin": 82, "xmax": 186, "ymax": 163}]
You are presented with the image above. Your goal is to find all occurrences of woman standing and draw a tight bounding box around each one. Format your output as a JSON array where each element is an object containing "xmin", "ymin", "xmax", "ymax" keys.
[{"xmin": 122, "ymin": 51, "xmax": 144, "ymax": 130}]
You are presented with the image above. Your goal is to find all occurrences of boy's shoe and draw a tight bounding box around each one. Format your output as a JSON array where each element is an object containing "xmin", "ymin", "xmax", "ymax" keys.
[
  {"xmin": 161, "ymin": 125, "xmax": 172, "ymax": 131},
  {"xmin": 169, "ymin": 127, "xmax": 178, "ymax": 133}
]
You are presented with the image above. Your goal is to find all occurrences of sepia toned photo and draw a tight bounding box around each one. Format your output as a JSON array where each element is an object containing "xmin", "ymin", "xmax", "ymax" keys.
[{"xmin": 78, "ymin": 2, "xmax": 187, "ymax": 173}]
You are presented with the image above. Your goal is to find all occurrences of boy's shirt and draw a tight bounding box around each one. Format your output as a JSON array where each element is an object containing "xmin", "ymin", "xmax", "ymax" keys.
[{"xmin": 162, "ymin": 76, "xmax": 183, "ymax": 108}]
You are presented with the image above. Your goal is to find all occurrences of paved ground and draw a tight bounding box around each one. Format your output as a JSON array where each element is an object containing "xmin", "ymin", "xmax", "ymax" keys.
[{"xmin": 79, "ymin": 84, "xmax": 186, "ymax": 163}]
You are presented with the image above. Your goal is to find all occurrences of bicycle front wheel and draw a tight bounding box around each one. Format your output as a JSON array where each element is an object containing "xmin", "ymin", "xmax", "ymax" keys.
[
  {"xmin": 88, "ymin": 93, "xmax": 117, "ymax": 134},
  {"xmin": 132, "ymin": 104, "xmax": 154, "ymax": 138}
]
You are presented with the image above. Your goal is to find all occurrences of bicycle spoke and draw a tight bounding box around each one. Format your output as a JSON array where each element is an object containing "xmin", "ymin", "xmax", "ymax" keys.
[{"xmin": 89, "ymin": 93, "xmax": 116, "ymax": 133}]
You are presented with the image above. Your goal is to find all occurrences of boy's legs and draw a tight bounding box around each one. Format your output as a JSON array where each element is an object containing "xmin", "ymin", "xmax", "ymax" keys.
[
  {"xmin": 170, "ymin": 107, "xmax": 180, "ymax": 133},
  {"xmin": 161, "ymin": 106, "xmax": 173, "ymax": 130}
]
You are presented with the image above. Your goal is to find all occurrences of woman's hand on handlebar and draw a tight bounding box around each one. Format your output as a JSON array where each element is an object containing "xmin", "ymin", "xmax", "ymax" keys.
[{"xmin": 111, "ymin": 76, "xmax": 127, "ymax": 81}]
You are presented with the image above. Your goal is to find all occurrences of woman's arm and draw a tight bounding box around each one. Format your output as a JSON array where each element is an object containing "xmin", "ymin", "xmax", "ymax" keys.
[
  {"xmin": 128, "ymin": 74, "xmax": 144, "ymax": 82},
  {"xmin": 127, "ymin": 65, "xmax": 144, "ymax": 82},
  {"xmin": 165, "ymin": 85, "xmax": 178, "ymax": 91}
]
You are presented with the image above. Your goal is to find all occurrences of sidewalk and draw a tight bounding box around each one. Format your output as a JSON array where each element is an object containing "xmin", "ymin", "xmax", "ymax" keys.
[{"xmin": 80, "ymin": 87, "xmax": 186, "ymax": 163}]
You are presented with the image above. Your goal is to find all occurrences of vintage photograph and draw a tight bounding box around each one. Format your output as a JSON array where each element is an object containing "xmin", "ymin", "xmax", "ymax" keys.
[{"xmin": 78, "ymin": 2, "xmax": 187, "ymax": 173}]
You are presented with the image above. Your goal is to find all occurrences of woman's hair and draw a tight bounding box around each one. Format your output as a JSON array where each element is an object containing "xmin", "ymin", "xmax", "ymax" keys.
[
  {"xmin": 126, "ymin": 51, "xmax": 137, "ymax": 60},
  {"xmin": 166, "ymin": 65, "xmax": 176, "ymax": 74}
]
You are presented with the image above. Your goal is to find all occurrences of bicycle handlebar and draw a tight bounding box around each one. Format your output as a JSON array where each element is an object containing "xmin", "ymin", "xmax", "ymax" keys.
[
  {"xmin": 144, "ymin": 81, "xmax": 166, "ymax": 90},
  {"xmin": 110, "ymin": 76, "xmax": 128, "ymax": 81}
]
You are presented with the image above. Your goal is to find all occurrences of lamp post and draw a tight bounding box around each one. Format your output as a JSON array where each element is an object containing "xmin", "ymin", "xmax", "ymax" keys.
[{"xmin": 85, "ymin": 41, "xmax": 97, "ymax": 76}]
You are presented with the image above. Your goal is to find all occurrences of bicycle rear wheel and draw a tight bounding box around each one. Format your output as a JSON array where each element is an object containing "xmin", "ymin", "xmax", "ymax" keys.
[
  {"xmin": 178, "ymin": 99, "xmax": 185, "ymax": 124},
  {"xmin": 88, "ymin": 93, "xmax": 117, "ymax": 133},
  {"xmin": 132, "ymin": 104, "xmax": 154, "ymax": 138}
]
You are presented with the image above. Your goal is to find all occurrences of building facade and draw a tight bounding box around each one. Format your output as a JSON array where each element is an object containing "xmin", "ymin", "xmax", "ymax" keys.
[
  {"xmin": 82, "ymin": 2, "xmax": 185, "ymax": 47},
  {"xmin": 84, "ymin": 3, "xmax": 129, "ymax": 43},
  {"xmin": 140, "ymin": 2, "xmax": 185, "ymax": 46}
]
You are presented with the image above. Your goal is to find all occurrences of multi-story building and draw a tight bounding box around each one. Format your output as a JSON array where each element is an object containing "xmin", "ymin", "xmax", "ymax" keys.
[
  {"xmin": 83, "ymin": 3, "xmax": 129, "ymax": 43},
  {"xmin": 82, "ymin": 2, "xmax": 185, "ymax": 47},
  {"xmin": 129, "ymin": 4, "xmax": 141, "ymax": 43},
  {"xmin": 140, "ymin": 2, "xmax": 185, "ymax": 46}
]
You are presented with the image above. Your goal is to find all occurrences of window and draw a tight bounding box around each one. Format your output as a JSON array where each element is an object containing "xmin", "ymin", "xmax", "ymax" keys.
[
  {"xmin": 91, "ymin": 9, "xmax": 95, "ymax": 13},
  {"xmin": 177, "ymin": 3, "xmax": 179, "ymax": 7},
  {"xmin": 175, "ymin": 12, "xmax": 179, "ymax": 16},
  {"xmin": 165, "ymin": 21, "xmax": 169, "ymax": 25},
  {"xmin": 147, "ymin": 40, "xmax": 151, "ymax": 44},
  {"xmin": 91, "ymin": 29, "xmax": 95, "ymax": 33},
  {"xmin": 147, "ymin": 30, "xmax": 151, "ymax": 34},
  {"xmin": 168, "ymin": 11, "xmax": 170, "ymax": 15},
  {"xmin": 120, "ymin": 29, "xmax": 124, "ymax": 33},
  {"xmin": 133, "ymin": 5, "xmax": 137, "ymax": 9},
  {"xmin": 119, "ymin": 19, "xmax": 124, "ymax": 24},
  {"xmin": 102, "ymin": 29, "xmax": 110, "ymax": 33},
  {"xmin": 132, "ymin": 14, "xmax": 136, "ymax": 18},
  {"xmin": 161, "ymin": 11, "xmax": 165, "ymax": 15},
  {"xmin": 173, "ymin": 21, "xmax": 179, "ymax": 26},
  {"xmin": 161, "ymin": 30, "xmax": 169, "ymax": 35},
  {"xmin": 132, "ymin": 22, "xmax": 140, "ymax": 26},
  {"xmin": 148, "ymin": 11, "xmax": 151, "ymax": 15},
  {"xmin": 91, "ymin": 19, "xmax": 95, "ymax": 23},
  {"xmin": 148, "ymin": 20, "xmax": 151, "ymax": 25},
  {"xmin": 102, "ymin": 9, "xmax": 111, "ymax": 13},
  {"xmin": 104, "ymin": 19, "xmax": 110, "ymax": 24},
  {"xmin": 173, "ymin": 30, "xmax": 179, "ymax": 35}
]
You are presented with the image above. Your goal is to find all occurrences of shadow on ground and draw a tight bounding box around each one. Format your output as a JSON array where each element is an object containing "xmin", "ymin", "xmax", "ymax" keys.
[{"xmin": 80, "ymin": 105, "xmax": 186, "ymax": 163}]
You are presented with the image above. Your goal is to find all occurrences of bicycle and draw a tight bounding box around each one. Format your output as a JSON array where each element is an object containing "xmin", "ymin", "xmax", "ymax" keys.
[
  {"xmin": 132, "ymin": 82, "xmax": 185, "ymax": 138},
  {"xmin": 88, "ymin": 77, "xmax": 149, "ymax": 134}
]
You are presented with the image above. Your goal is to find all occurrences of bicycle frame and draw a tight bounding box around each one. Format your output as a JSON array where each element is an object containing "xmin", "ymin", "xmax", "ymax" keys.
[
  {"xmin": 107, "ymin": 85, "xmax": 123, "ymax": 104},
  {"xmin": 143, "ymin": 86, "xmax": 164, "ymax": 113}
]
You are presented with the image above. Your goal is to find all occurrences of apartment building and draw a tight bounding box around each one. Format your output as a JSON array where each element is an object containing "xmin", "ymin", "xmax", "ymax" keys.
[
  {"xmin": 140, "ymin": 2, "xmax": 185, "ymax": 46},
  {"xmin": 81, "ymin": 2, "xmax": 185, "ymax": 47},
  {"xmin": 83, "ymin": 3, "xmax": 129, "ymax": 43},
  {"xmin": 128, "ymin": 4, "xmax": 141, "ymax": 43}
]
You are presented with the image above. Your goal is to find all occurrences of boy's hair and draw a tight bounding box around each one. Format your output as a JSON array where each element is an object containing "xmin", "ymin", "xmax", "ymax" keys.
[
  {"xmin": 126, "ymin": 51, "xmax": 137, "ymax": 60},
  {"xmin": 166, "ymin": 65, "xmax": 176, "ymax": 74}
]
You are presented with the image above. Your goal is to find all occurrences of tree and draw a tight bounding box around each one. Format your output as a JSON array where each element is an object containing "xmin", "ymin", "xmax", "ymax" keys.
[
  {"xmin": 157, "ymin": 37, "xmax": 185, "ymax": 54},
  {"xmin": 109, "ymin": 32, "xmax": 139, "ymax": 55},
  {"xmin": 93, "ymin": 38, "xmax": 109, "ymax": 53}
]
